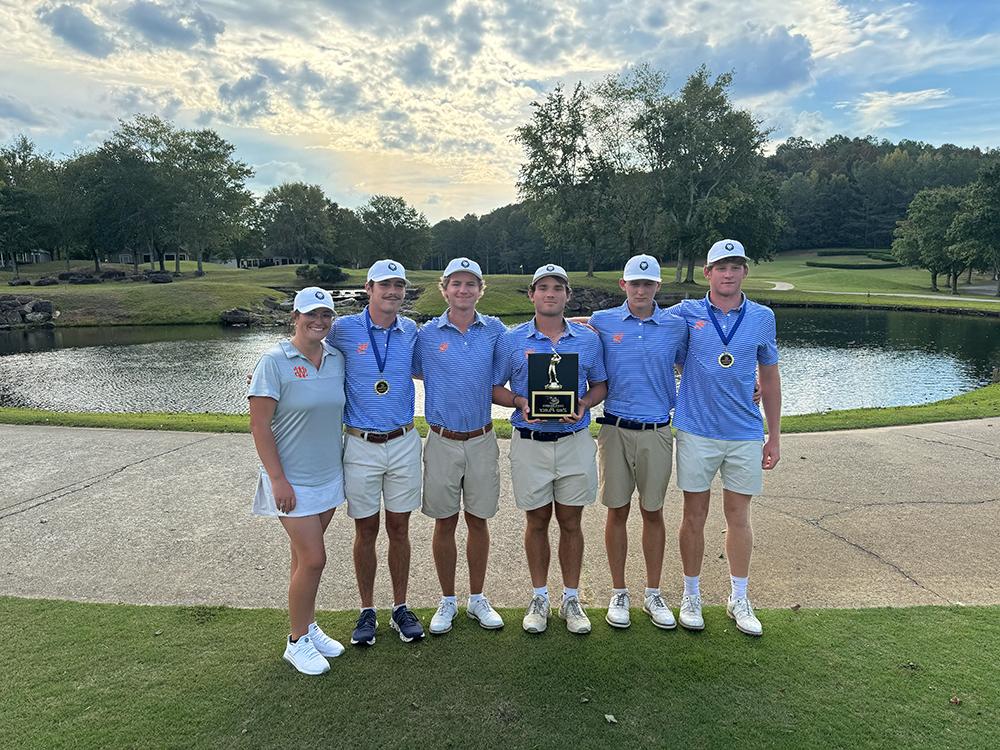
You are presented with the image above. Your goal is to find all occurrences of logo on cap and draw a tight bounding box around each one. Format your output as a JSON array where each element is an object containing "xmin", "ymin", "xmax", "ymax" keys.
[
  {"xmin": 314, "ymin": 291, "xmax": 324, "ymax": 299},
  {"xmin": 546, "ymin": 265, "xmax": 554, "ymax": 271},
  {"xmin": 388, "ymin": 262, "xmax": 397, "ymax": 271},
  {"xmin": 461, "ymin": 260, "xmax": 470, "ymax": 268},
  {"xmin": 725, "ymin": 242, "xmax": 734, "ymax": 251},
  {"xmin": 639, "ymin": 261, "xmax": 648, "ymax": 270}
]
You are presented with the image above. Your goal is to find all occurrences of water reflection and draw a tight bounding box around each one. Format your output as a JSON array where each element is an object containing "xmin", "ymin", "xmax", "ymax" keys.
[{"xmin": 0, "ymin": 309, "xmax": 996, "ymax": 417}]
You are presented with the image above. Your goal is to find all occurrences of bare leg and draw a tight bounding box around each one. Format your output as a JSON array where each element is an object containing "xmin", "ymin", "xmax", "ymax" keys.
[
  {"xmin": 353, "ymin": 514, "xmax": 380, "ymax": 608},
  {"xmin": 280, "ymin": 512, "xmax": 330, "ymax": 638},
  {"xmin": 554, "ymin": 503, "xmax": 584, "ymax": 589},
  {"xmin": 722, "ymin": 490, "xmax": 753, "ymax": 578},
  {"xmin": 605, "ymin": 504, "xmax": 630, "ymax": 589},
  {"xmin": 679, "ymin": 490, "xmax": 711, "ymax": 577},
  {"xmin": 385, "ymin": 510, "xmax": 412, "ymax": 605},
  {"xmin": 524, "ymin": 504, "xmax": 553, "ymax": 588},
  {"xmin": 640, "ymin": 506, "xmax": 665, "ymax": 589},
  {"xmin": 465, "ymin": 512, "xmax": 490, "ymax": 594},
  {"xmin": 432, "ymin": 514, "xmax": 459, "ymax": 597}
]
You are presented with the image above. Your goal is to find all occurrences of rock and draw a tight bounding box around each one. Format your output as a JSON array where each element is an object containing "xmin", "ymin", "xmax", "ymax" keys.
[
  {"xmin": 33, "ymin": 277, "xmax": 59, "ymax": 286},
  {"xmin": 15, "ymin": 296, "xmax": 32, "ymax": 304},
  {"xmin": 194, "ymin": 270, "xmax": 205, "ymax": 277},
  {"xmin": 25, "ymin": 311, "xmax": 51, "ymax": 324},
  {"xmin": 57, "ymin": 271, "xmax": 76, "ymax": 281},
  {"xmin": 0, "ymin": 298, "xmax": 19, "ymax": 311},
  {"xmin": 7, "ymin": 278, "xmax": 31, "ymax": 287},
  {"xmin": 68, "ymin": 275, "xmax": 102, "ymax": 285},
  {"xmin": 1, "ymin": 309, "xmax": 22, "ymax": 326},
  {"xmin": 262, "ymin": 297, "xmax": 281, "ymax": 310},
  {"xmin": 221, "ymin": 308, "xmax": 260, "ymax": 326},
  {"xmin": 148, "ymin": 273, "xmax": 173, "ymax": 284},
  {"xmin": 100, "ymin": 269, "xmax": 126, "ymax": 280},
  {"xmin": 278, "ymin": 301, "xmax": 293, "ymax": 312},
  {"xmin": 28, "ymin": 300, "xmax": 53, "ymax": 314}
]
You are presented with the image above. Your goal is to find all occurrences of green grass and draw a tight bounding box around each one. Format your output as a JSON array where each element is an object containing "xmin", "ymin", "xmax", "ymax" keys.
[
  {"xmin": 1, "ymin": 596, "xmax": 996, "ymax": 749},
  {"xmin": 2, "ymin": 383, "xmax": 998, "ymax": 437}
]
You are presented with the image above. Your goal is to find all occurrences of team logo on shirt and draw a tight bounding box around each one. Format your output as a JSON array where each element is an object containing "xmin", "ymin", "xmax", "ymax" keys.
[
  {"xmin": 693, "ymin": 320, "xmax": 706, "ymax": 330},
  {"xmin": 439, "ymin": 342, "xmax": 449, "ymax": 352},
  {"xmin": 293, "ymin": 366, "xmax": 308, "ymax": 378},
  {"xmin": 612, "ymin": 333, "xmax": 624, "ymax": 343},
  {"xmin": 357, "ymin": 342, "xmax": 369, "ymax": 354}
]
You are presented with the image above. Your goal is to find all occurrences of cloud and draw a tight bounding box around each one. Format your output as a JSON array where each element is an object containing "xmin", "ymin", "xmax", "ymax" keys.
[
  {"xmin": 318, "ymin": 0, "xmax": 452, "ymax": 32},
  {"xmin": 36, "ymin": 3, "xmax": 116, "ymax": 58},
  {"xmin": 106, "ymin": 86, "xmax": 183, "ymax": 119},
  {"xmin": 790, "ymin": 110, "xmax": 835, "ymax": 142},
  {"xmin": 122, "ymin": 1, "xmax": 225, "ymax": 49},
  {"xmin": 854, "ymin": 88, "xmax": 952, "ymax": 130},
  {"xmin": 395, "ymin": 42, "xmax": 450, "ymax": 87},
  {"xmin": 0, "ymin": 94, "xmax": 48, "ymax": 126},
  {"xmin": 218, "ymin": 74, "xmax": 272, "ymax": 120}
]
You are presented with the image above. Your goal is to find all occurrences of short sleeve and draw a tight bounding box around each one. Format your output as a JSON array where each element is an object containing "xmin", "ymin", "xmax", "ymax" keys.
[
  {"xmin": 325, "ymin": 317, "xmax": 347, "ymax": 354},
  {"xmin": 586, "ymin": 334, "xmax": 608, "ymax": 383},
  {"xmin": 492, "ymin": 331, "xmax": 514, "ymax": 387},
  {"xmin": 757, "ymin": 310, "xmax": 779, "ymax": 366},
  {"xmin": 412, "ymin": 331, "xmax": 424, "ymax": 378},
  {"xmin": 248, "ymin": 354, "xmax": 282, "ymax": 401},
  {"xmin": 668, "ymin": 313, "xmax": 688, "ymax": 366}
]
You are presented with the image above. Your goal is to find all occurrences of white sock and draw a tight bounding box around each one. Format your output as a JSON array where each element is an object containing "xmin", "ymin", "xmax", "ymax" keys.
[
  {"xmin": 612, "ymin": 587, "xmax": 628, "ymax": 596},
  {"xmin": 392, "ymin": 602, "xmax": 406, "ymax": 612},
  {"xmin": 683, "ymin": 575, "xmax": 700, "ymax": 597},
  {"xmin": 468, "ymin": 592, "xmax": 484, "ymax": 603},
  {"xmin": 562, "ymin": 587, "xmax": 579, "ymax": 603},
  {"xmin": 441, "ymin": 595, "xmax": 457, "ymax": 605},
  {"xmin": 644, "ymin": 587, "xmax": 660, "ymax": 598},
  {"xmin": 360, "ymin": 606, "xmax": 376, "ymax": 614},
  {"xmin": 532, "ymin": 586, "xmax": 549, "ymax": 599},
  {"xmin": 731, "ymin": 576, "xmax": 748, "ymax": 600}
]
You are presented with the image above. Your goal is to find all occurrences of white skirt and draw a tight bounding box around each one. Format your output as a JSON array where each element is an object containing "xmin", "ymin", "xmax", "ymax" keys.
[{"xmin": 252, "ymin": 468, "xmax": 346, "ymax": 518}]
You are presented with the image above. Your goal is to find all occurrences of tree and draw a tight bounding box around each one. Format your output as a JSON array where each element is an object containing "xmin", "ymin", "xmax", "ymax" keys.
[
  {"xmin": 357, "ymin": 195, "xmax": 430, "ymax": 269},
  {"xmin": 949, "ymin": 160, "xmax": 1000, "ymax": 297},
  {"xmin": 0, "ymin": 136, "xmax": 53, "ymax": 276},
  {"xmin": 892, "ymin": 186, "xmax": 969, "ymax": 292},
  {"xmin": 329, "ymin": 205, "xmax": 368, "ymax": 268},
  {"xmin": 631, "ymin": 66, "xmax": 772, "ymax": 281},
  {"xmin": 259, "ymin": 183, "xmax": 337, "ymax": 264}
]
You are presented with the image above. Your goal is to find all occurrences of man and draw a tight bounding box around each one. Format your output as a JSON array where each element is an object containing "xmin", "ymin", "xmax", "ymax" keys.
[
  {"xmin": 413, "ymin": 257, "xmax": 508, "ymax": 635},
  {"xmin": 589, "ymin": 254, "xmax": 687, "ymax": 630},
  {"xmin": 327, "ymin": 259, "xmax": 425, "ymax": 645},
  {"xmin": 492, "ymin": 264, "xmax": 608, "ymax": 635},
  {"xmin": 670, "ymin": 239, "xmax": 782, "ymax": 637}
]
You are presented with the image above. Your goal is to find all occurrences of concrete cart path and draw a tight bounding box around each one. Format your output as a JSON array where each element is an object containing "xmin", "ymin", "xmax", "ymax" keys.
[{"xmin": 1, "ymin": 419, "xmax": 997, "ymax": 612}]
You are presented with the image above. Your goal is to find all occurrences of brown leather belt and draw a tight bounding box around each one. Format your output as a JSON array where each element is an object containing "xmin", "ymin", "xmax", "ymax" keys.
[
  {"xmin": 345, "ymin": 423, "xmax": 415, "ymax": 444},
  {"xmin": 429, "ymin": 423, "xmax": 493, "ymax": 441}
]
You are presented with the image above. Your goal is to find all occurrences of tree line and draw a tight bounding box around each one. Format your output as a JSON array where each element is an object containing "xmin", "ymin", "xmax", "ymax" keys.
[{"xmin": 1, "ymin": 64, "xmax": 996, "ymax": 293}]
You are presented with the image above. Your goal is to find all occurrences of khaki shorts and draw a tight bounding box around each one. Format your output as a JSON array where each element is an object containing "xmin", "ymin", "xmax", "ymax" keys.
[
  {"xmin": 344, "ymin": 427, "xmax": 422, "ymax": 519},
  {"xmin": 675, "ymin": 429, "xmax": 763, "ymax": 496},
  {"xmin": 421, "ymin": 428, "xmax": 501, "ymax": 519},
  {"xmin": 598, "ymin": 423, "xmax": 673, "ymax": 511},
  {"xmin": 509, "ymin": 429, "xmax": 598, "ymax": 512}
]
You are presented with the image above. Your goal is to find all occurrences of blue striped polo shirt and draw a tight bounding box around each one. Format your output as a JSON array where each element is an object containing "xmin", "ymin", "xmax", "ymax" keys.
[
  {"xmin": 326, "ymin": 308, "xmax": 418, "ymax": 432},
  {"xmin": 670, "ymin": 293, "xmax": 779, "ymax": 441},
  {"xmin": 590, "ymin": 302, "xmax": 688, "ymax": 424},
  {"xmin": 414, "ymin": 310, "xmax": 508, "ymax": 432},
  {"xmin": 492, "ymin": 318, "xmax": 608, "ymax": 434}
]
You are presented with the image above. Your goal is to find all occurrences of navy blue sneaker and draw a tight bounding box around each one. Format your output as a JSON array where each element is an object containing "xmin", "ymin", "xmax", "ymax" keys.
[
  {"xmin": 390, "ymin": 606, "xmax": 425, "ymax": 643},
  {"xmin": 351, "ymin": 609, "xmax": 377, "ymax": 646}
]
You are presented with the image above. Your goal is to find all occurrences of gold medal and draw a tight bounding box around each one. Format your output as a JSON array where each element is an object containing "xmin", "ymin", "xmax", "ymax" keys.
[
  {"xmin": 374, "ymin": 379, "xmax": 390, "ymax": 395},
  {"xmin": 718, "ymin": 352, "xmax": 734, "ymax": 368}
]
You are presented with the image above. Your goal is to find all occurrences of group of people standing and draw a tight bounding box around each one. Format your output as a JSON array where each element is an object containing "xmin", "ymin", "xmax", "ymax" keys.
[{"xmin": 248, "ymin": 239, "xmax": 782, "ymax": 676}]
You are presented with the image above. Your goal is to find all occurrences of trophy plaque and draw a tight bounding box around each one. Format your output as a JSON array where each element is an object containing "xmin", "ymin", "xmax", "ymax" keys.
[{"xmin": 527, "ymin": 351, "xmax": 578, "ymax": 419}]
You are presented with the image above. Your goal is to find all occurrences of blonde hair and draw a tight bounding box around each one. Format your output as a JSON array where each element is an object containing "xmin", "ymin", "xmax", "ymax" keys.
[{"xmin": 439, "ymin": 273, "xmax": 486, "ymax": 299}]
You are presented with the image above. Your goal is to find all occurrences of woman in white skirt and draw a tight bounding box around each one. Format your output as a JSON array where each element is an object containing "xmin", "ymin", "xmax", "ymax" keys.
[{"xmin": 248, "ymin": 286, "xmax": 347, "ymax": 675}]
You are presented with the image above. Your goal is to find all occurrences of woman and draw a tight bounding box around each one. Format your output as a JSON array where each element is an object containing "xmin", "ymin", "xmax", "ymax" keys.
[{"xmin": 248, "ymin": 286, "xmax": 347, "ymax": 675}]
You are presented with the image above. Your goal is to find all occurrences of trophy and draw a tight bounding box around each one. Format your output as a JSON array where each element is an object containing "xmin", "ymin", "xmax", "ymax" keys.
[{"xmin": 527, "ymin": 351, "xmax": 578, "ymax": 419}]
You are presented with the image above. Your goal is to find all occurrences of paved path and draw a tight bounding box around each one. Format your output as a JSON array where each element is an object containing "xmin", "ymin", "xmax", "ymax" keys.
[
  {"xmin": 1, "ymin": 420, "xmax": 997, "ymax": 611},
  {"xmin": 759, "ymin": 278, "xmax": 1000, "ymax": 303}
]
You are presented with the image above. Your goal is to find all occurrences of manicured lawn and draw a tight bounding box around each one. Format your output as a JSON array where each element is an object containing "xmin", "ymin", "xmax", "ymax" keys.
[
  {"xmin": 2, "ymin": 383, "xmax": 997, "ymax": 436},
  {"xmin": 1, "ymin": 597, "xmax": 996, "ymax": 748}
]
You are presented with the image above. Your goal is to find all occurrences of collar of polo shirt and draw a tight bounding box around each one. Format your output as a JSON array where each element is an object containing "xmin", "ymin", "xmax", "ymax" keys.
[
  {"xmin": 437, "ymin": 309, "xmax": 485, "ymax": 329},
  {"xmin": 620, "ymin": 300, "xmax": 660, "ymax": 322},
  {"xmin": 705, "ymin": 291, "xmax": 747, "ymax": 313},
  {"xmin": 527, "ymin": 318, "xmax": 576, "ymax": 339},
  {"xmin": 279, "ymin": 339, "xmax": 334, "ymax": 360}
]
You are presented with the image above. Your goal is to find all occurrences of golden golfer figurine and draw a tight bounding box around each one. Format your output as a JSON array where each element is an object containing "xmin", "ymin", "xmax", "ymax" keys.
[{"xmin": 527, "ymin": 351, "xmax": 577, "ymax": 419}]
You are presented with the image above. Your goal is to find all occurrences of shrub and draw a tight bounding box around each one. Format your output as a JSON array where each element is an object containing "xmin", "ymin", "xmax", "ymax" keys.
[
  {"xmin": 815, "ymin": 249, "xmax": 878, "ymax": 257},
  {"xmin": 295, "ymin": 265, "xmax": 312, "ymax": 278},
  {"xmin": 301, "ymin": 264, "xmax": 348, "ymax": 284},
  {"xmin": 804, "ymin": 260, "xmax": 903, "ymax": 270}
]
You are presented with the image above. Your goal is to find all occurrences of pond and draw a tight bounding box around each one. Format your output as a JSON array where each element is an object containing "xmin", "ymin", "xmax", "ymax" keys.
[{"xmin": 0, "ymin": 309, "xmax": 997, "ymax": 418}]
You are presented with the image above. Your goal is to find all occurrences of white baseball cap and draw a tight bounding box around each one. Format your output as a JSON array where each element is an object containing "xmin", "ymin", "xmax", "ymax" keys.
[
  {"xmin": 293, "ymin": 286, "xmax": 335, "ymax": 313},
  {"xmin": 443, "ymin": 257, "xmax": 483, "ymax": 280},
  {"xmin": 622, "ymin": 254, "xmax": 661, "ymax": 282},
  {"xmin": 531, "ymin": 263, "xmax": 569, "ymax": 284},
  {"xmin": 706, "ymin": 239, "xmax": 747, "ymax": 265},
  {"xmin": 367, "ymin": 259, "xmax": 407, "ymax": 283}
]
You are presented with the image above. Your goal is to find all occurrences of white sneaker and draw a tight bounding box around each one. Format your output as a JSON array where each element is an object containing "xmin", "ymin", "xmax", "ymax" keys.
[
  {"xmin": 678, "ymin": 593, "xmax": 705, "ymax": 631},
  {"xmin": 430, "ymin": 598, "xmax": 458, "ymax": 635},
  {"xmin": 643, "ymin": 592, "xmax": 677, "ymax": 630},
  {"xmin": 559, "ymin": 596, "xmax": 592, "ymax": 634},
  {"xmin": 307, "ymin": 622, "xmax": 345, "ymax": 658},
  {"xmin": 467, "ymin": 596, "xmax": 504, "ymax": 629},
  {"xmin": 605, "ymin": 591, "xmax": 631, "ymax": 628},
  {"xmin": 522, "ymin": 594, "xmax": 550, "ymax": 633},
  {"xmin": 282, "ymin": 635, "xmax": 330, "ymax": 675},
  {"xmin": 727, "ymin": 596, "xmax": 763, "ymax": 636}
]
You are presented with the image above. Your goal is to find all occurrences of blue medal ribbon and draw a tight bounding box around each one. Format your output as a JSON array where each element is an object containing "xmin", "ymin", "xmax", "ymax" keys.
[
  {"xmin": 704, "ymin": 296, "xmax": 746, "ymax": 350},
  {"xmin": 364, "ymin": 308, "xmax": 392, "ymax": 374}
]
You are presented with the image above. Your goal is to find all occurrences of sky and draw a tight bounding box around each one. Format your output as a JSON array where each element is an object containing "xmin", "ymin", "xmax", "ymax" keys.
[{"xmin": 1, "ymin": 0, "xmax": 998, "ymax": 223}]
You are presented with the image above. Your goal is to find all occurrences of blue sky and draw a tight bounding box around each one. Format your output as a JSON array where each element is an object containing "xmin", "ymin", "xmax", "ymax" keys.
[{"xmin": 1, "ymin": 1, "xmax": 998, "ymax": 222}]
